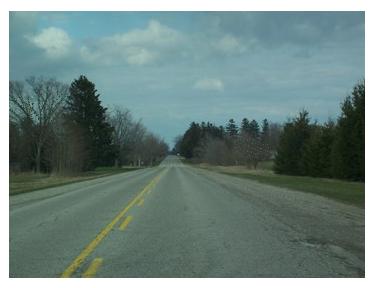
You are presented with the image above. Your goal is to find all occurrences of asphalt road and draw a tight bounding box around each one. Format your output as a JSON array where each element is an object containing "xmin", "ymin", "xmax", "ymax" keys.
[{"xmin": 9, "ymin": 156, "xmax": 365, "ymax": 277}]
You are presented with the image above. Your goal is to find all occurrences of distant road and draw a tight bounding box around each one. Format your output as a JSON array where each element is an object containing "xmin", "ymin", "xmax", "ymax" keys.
[{"xmin": 10, "ymin": 156, "xmax": 364, "ymax": 277}]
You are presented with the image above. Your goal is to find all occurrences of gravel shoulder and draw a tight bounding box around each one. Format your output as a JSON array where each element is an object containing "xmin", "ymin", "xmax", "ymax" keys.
[{"xmin": 189, "ymin": 166, "xmax": 365, "ymax": 276}]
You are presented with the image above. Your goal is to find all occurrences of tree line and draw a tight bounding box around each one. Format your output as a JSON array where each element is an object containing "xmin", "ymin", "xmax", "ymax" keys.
[
  {"xmin": 174, "ymin": 118, "xmax": 282, "ymax": 168},
  {"xmin": 10, "ymin": 75, "xmax": 169, "ymax": 174},
  {"xmin": 175, "ymin": 80, "xmax": 364, "ymax": 182},
  {"xmin": 275, "ymin": 80, "xmax": 365, "ymax": 181}
]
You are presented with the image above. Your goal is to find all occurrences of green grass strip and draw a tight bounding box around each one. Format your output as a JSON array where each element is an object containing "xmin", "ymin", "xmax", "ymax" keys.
[{"xmin": 222, "ymin": 172, "xmax": 364, "ymax": 207}]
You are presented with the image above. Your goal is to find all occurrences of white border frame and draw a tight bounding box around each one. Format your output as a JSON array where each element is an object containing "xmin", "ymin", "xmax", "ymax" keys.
[{"xmin": 2, "ymin": 1, "xmax": 372, "ymax": 287}]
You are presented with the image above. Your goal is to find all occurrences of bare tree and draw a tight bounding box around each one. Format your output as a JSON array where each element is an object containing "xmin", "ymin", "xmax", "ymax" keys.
[
  {"xmin": 202, "ymin": 137, "xmax": 233, "ymax": 165},
  {"xmin": 236, "ymin": 134, "xmax": 270, "ymax": 169},
  {"xmin": 108, "ymin": 106, "xmax": 146, "ymax": 167},
  {"xmin": 142, "ymin": 133, "xmax": 159, "ymax": 166},
  {"xmin": 49, "ymin": 115, "xmax": 88, "ymax": 174},
  {"xmin": 108, "ymin": 105, "xmax": 169, "ymax": 167},
  {"xmin": 141, "ymin": 133, "xmax": 169, "ymax": 166},
  {"xmin": 9, "ymin": 77, "xmax": 69, "ymax": 173},
  {"xmin": 268, "ymin": 123, "xmax": 283, "ymax": 153},
  {"xmin": 108, "ymin": 106, "xmax": 133, "ymax": 166},
  {"xmin": 129, "ymin": 120, "xmax": 147, "ymax": 166}
]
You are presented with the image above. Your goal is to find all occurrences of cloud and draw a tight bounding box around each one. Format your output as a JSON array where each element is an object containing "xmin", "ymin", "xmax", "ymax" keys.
[
  {"xmin": 215, "ymin": 34, "xmax": 247, "ymax": 54},
  {"xmin": 205, "ymin": 12, "xmax": 364, "ymax": 49},
  {"xmin": 123, "ymin": 47, "xmax": 156, "ymax": 66},
  {"xmin": 193, "ymin": 78, "xmax": 224, "ymax": 91},
  {"xmin": 80, "ymin": 20, "xmax": 184, "ymax": 66},
  {"xmin": 26, "ymin": 27, "xmax": 72, "ymax": 59},
  {"xmin": 110, "ymin": 20, "xmax": 182, "ymax": 48},
  {"xmin": 9, "ymin": 12, "xmax": 364, "ymax": 147}
]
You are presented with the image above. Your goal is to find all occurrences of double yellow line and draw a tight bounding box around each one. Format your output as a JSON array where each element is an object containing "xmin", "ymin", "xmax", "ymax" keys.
[{"xmin": 61, "ymin": 168, "xmax": 167, "ymax": 278}]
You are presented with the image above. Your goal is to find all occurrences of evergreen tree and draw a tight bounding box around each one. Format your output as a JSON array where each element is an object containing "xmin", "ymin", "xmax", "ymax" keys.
[
  {"xmin": 249, "ymin": 119, "xmax": 260, "ymax": 138},
  {"xmin": 331, "ymin": 80, "xmax": 365, "ymax": 181},
  {"xmin": 301, "ymin": 125, "xmax": 322, "ymax": 177},
  {"xmin": 180, "ymin": 122, "xmax": 201, "ymax": 158},
  {"xmin": 354, "ymin": 81, "xmax": 365, "ymax": 181},
  {"xmin": 240, "ymin": 118, "xmax": 251, "ymax": 134},
  {"xmin": 219, "ymin": 125, "xmax": 225, "ymax": 137},
  {"xmin": 261, "ymin": 118, "xmax": 270, "ymax": 143},
  {"xmin": 179, "ymin": 121, "xmax": 225, "ymax": 159},
  {"xmin": 274, "ymin": 110, "xmax": 311, "ymax": 175},
  {"xmin": 301, "ymin": 121, "xmax": 335, "ymax": 178},
  {"xmin": 301, "ymin": 120, "xmax": 336, "ymax": 178},
  {"xmin": 319, "ymin": 121, "xmax": 336, "ymax": 177},
  {"xmin": 65, "ymin": 75, "xmax": 116, "ymax": 170},
  {"xmin": 226, "ymin": 118, "xmax": 238, "ymax": 136}
]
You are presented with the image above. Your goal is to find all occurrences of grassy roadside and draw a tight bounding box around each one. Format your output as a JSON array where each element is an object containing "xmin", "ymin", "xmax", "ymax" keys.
[
  {"xmin": 9, "ymin": 166, "xmax": 142, "ymax": 196},
  {"xmin": 194, "ymin": 162, "xmax": 365, "ymax": 207}
]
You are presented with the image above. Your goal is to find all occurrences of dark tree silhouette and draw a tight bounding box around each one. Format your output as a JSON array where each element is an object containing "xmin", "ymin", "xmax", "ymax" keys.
[{"xmin": 65, "ymin": 75, "xmax": 116, "ymax": 170}]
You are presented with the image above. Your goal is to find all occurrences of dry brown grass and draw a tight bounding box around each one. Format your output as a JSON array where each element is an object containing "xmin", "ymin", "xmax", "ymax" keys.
[{"xmin": 9, "ymin": 167, "xmax": 141, "ymax": 195}]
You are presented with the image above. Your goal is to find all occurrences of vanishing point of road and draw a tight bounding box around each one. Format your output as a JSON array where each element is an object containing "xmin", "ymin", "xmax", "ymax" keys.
[{"xmin": 10, "ymin": 156, "xmax": 364, "ymax": 277}]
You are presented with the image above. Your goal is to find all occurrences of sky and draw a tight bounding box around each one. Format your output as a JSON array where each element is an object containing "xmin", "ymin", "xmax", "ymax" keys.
[{"xmin": 9, "ymin": 12, "xmax": 364, "ymax": 147}]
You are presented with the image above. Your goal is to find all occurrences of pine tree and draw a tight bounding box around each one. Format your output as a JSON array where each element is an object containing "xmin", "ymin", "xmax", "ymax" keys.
[
  {"xmin": 65, "ymin": 75, "xmax": 116, "ymax": 170},
  {"xmin": 302, "ymin": 120, "xmax": 336, "ymax": 178},
  {"xmin": 331, "ymin": 80, "xmax": 365, "ymax": 181},
  {"xmin": 302, "ymin": 125, "xmax": 322, "ymax": 177},
  {"xmin": 274, "ymin": 110, "xmax": 311, "ymax": 175},
  {"xmin": 180, "ymin": 122, "xmax": 201, "ymax": 158},
  {"xmin": 240, "ymin": 118, "xmax": 251, "ymax": 134},
  {"xmin": 249, "ymin": 119, "xmax": 260, "ymax": 138},
  {"xmin": 261, "ymin": 118, "xmax": 270, "ymax": 143},
  {"xmin": 226, "ymin": 119, "xmax": 238, "ymax": 137}
]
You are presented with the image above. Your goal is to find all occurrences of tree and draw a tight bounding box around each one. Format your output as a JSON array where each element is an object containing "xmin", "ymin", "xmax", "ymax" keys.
[
  {"xmin": 128, "ymin": 120, "xmax": 147, "ymax": 166},
  {"xmin": 141, "ymin": 133, "xmax": 169, "ymax": 166},
  {"xmin": 319, "ymin": 121, "xmax": 336, "ymax": 177},
  {"xmin": 331, "ymin": 80, "xmax": 365, "ymax": 181},
  {"xmin": 202, "ymin": 137, "xmax": 233, "ymax": 165},
  {"xmin": 9, "ymin": 77, "xmax": 68, "ymax": 173},
  {"xmin": 225, "ymin": 118, "xmax": 238, "ymax": 137},
  {"xmin": 173, "ymin": 135, "xmax": 183, "ymax": 155},
  {"xmin": 274, "ymin": 110, "xmax": 312, "ymax": 175},
  {"xmin": 249, "ymin": 119, "xmax": 260, "ymax": 138},
  {"xmin": 302, "ymin": 120, "xmax": 335, "ymax": 177},
  {"xmin": 65, "ymin": 75, "xmax": 116, "ymax": 170},
  {"xmin": 268, "ymin": 122, "xmax": 282, "ymax": 152},
  {"xmin": 107, "ymin": 105, "xmax": 168, "ymax": 167},
  {"xmin": 261, "ymin": 118, "xmax": 270, "ymax": 143},
  {"xmin": 180, "ymin": 122, "xmax": 202, "ymax": 158},
  {"xmin": 52, "ymin": 116, "xmax": 88, "ymax": 174},
  {"xmin": 9, "ymin": 120, "xmax": 21, "ymax": 172},
  {"xmin": 240, "ymin": 118, "xmax": 251, "ymax": 135},
  {"xmin": 108, "ymin": 106, "xmax": 133, "ymax": 167},
  {"xmin": 236, "ymin": 134, "xmax": 266, "ymax": 169}
]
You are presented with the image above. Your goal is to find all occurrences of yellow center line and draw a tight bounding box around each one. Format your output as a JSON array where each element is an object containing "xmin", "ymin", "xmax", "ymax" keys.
[
  {"xmin": 147, "ymin": 181, "xmax": 157, "ymax": 194},
  {"xmin": 82, "ymin": 258, "xmax": 103, "ymax": 278},
  {"xmin": 137, "ymin": 198, "xmax": 144, "ymax": 207},
  {"xmin": 60, "ymin": 168, "xmax": 167, "ymax": 278},
  {"xmin": 119, "ymin": 215, "xmax": 133, "ymax": 231}
]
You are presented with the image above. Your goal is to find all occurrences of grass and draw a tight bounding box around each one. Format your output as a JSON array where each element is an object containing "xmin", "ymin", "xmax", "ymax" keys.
[
  {"xmin": 196, "ymin": 161, "xmax": 365, "ymax": 207},
  {"xmin": 9, "ymin": 166, "xmax": 142, "ymax": 196},
  {"xmin": 256, "ymin": 160, "xmax": 274, "ymax": 170}
]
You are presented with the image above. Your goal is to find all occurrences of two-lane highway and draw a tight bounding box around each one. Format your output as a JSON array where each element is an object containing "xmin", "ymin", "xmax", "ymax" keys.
[{"xmin": 10, "ymin": 156, "xmax": 365, "ymax": 277}]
